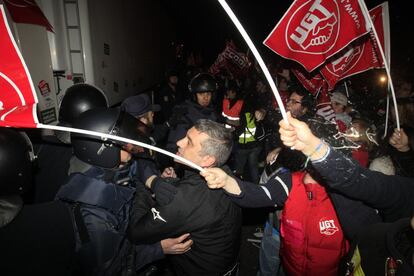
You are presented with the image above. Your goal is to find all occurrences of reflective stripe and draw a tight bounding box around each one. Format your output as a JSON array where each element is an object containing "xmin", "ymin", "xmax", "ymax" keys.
[
  {"xmin": 260, "ymin": 186, "xmax": 272, "ymax": 200},
  {"xmin": 222, "ymin": 111, "xmax": 240, "ymax": 121},
  {"xmin": 275, "ymin": 176, "xmax": 289, "ymax": 196}
]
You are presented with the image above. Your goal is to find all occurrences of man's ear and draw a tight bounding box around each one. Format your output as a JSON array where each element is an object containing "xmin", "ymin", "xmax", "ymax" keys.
[{"xmin": 201, "ymin": 155, "xmax": 216, "ymax": 168}]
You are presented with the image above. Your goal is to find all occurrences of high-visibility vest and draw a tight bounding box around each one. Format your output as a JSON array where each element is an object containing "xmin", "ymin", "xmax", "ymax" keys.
[
  {"xmin": 238, "ymin": 112, "xmax": 257, "ymax": 144},
  {"xmin": 222, "ymin": 98, "xmax": 243, "ymax": 128}
]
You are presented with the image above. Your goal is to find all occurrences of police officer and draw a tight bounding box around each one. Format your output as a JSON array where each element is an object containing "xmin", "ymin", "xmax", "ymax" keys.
[
  {"xmin": 0, "ymin": 128, "xmax": 76, "ymax": 275},
  {"xmin": 33, "ymin": 83, "xmax": 108, "ymax": 203},
  {"xmin": 165, "ymin": 73, "xmax": 219, "ymax": 155}
]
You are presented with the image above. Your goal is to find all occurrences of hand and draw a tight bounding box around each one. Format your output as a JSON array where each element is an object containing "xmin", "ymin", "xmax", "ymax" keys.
[
  {"xmin": 389, "ymin": 128, "xmax": 410, "ymax": 152},
  {"xmin": 151, "ymin": 177, "xmax": 178, "ymax": 206},
  {"xmin": 161, "ymin": 233, "xmax": 193, "ymax": 255},
  {"xmin": 201, "ymin": 168, "xmax": 241, "ymax": 195},
  {"xmin": 161, "ymin": 167, "xmax": 177, "ymax": 178},
  {"xmin": 266, "ymin": 147, "xmax": 281, "ymax": 164},
  {"xmin": 279, "ymin": 112, "xmax": 323, "ymax": 157}
]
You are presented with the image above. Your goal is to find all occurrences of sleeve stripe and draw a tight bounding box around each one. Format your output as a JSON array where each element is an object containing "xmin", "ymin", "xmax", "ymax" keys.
[
  {"xmin": 275, "ymin": 176, "xmax": 289, "ymax": 196},
  {"xmin": 260, "ymin": 186, "xmax": 272, "ymax": 200}
]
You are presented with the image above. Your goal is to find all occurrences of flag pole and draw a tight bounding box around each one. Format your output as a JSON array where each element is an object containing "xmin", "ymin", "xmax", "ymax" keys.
[
  {"xmin": 37, "ymin": 123, "xmax": 205, "ymax": 172},
  {"xmin": 359, "ymin": 0, "xmax": 400, "ymax": 130},
  {"xmin": 217, "ymin": 0, "xmax": 288, "ymax": 123}
]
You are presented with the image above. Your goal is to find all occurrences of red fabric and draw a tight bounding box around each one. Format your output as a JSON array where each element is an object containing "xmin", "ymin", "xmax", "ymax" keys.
[
  {"xmin": 264, "ymin": 0, "xmax": 369, "ymax": 72},
  {"xmin": 352, "ymin": 146, "xmax": 369, "ymax": 168},
  {"xmin": 4, "ymin": 0, "xmax": 53, "ymax": 32},
  {"xmin": 320, "ymin": 4, "xmax": 386, "ymax": 90},
  {"xmin": 0, "ymin": 5, "xmax": 38, "ymax": 128},
  {"xmin": 209, "ymin": 41, "xmax": 250, "ymax": 77},
  {"xmin": 222, "ymin": 98, "xmax": 243, "ymax": 120},
  {"xmin": 280, "ymin": 172, "xmax": 348, "ymax": 276},
  {"xmin": 292, "ymin": 67, "xmax": 325, "ymax": 95}
]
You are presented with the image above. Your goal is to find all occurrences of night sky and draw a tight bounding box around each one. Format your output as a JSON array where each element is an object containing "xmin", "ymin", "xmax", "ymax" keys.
[{"xmin": 162, "ymin": 0, "xmax": 414, "ymax": 81}]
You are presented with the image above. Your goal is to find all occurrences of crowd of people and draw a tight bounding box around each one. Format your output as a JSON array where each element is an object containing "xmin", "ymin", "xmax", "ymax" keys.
[{"xmin": 0, "ymin": 58, "xmax": 414, "ymax": 276}]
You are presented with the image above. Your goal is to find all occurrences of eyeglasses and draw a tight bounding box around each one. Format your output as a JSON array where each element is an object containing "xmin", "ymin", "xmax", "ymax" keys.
[{"xmin": 287, "ymin": 99, "xmax": 302, "ymax": 105}]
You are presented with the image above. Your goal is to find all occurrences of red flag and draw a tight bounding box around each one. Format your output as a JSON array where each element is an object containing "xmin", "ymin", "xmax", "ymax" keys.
[
  {"xmin": 3, "ymin": 0, "xmax": 53, "ymax": 32},
  {"xmin": 264, "ymin": 0, "xmax": 370, "ymax": 72},
  {"xmin": 0, "ymin": 5, "xmax": 38, "ymax": 128},
  {"xmin": 320, "ymin": 3, "xmax": 388, "ymax": 90},
  {"xmin": 292, "ymin": 67, "xmax": 325, "ymax": 95},
  {"xmin": 209, "ymin": 41, "xmax": 250, "ymax": 77}
]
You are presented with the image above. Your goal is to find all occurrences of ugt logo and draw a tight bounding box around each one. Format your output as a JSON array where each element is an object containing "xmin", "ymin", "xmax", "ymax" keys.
[
  {"xmin": 287, "ymin": 0, "xmax": 339, "ymax": 53},
  {"xmin": 319, "ymin": 218, "xmax": 339, "ymax": 236}
]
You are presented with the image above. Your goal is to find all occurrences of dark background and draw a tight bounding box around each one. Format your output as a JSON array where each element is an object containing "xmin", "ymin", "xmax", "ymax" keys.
[{"xmin": 161, "ymin": 0, "xmax": 413, "ymax": 81}]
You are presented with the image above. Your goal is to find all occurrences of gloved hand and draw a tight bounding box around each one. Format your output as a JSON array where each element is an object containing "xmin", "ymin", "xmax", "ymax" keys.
[
  {"xmin": 166, "ymin": 106, "xmax": 188, "ymax": 128},
  {"xmin": 151, "ymin": 177, "xmax": 179, "ymax": 206}
]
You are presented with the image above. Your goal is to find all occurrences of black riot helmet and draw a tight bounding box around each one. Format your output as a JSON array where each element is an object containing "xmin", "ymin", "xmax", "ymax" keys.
[
  {"xmin": 71, "ymin": 107, "xmax": 150, "ymax": 169},
  {"xmin": 0, "ymin": 128, "xmax": 33, "ymax": 196},
  {"xmin": 59, "ymin": 83, "xmax": 108, "ymax": 125},
  {"xmin": 188, "ymin": 73, "xmax": 218, "ymax": 94}
]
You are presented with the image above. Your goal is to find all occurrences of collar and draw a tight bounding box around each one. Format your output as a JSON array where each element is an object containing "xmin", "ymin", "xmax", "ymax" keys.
[{"xmin": 0, "ymin": 195, "xmax": 23, "ymax": 227}]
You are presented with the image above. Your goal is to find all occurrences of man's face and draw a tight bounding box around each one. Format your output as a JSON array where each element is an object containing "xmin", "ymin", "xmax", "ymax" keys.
[
  {"xmin": 176, "ymin": 127, "xmax": 213, "ymax": 167},
  {"xmin": 196, "ymin": 92, "xmax": 212, "ymax": 107},
  {"xmin": 137, "ymin": 111, "xmax": 154, "ymax": 127},
  {"xmin": 286, "ymin": 92, "xmax": 306, "ymax": 118},
  {"xmin": 169, "ymin": 75, "xmax": 178, "ymax": 86}
]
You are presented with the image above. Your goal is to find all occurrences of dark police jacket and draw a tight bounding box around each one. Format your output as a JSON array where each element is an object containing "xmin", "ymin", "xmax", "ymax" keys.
[
  {"xmin": 128, "ymin": 168, "xmax": 242, "ymax": 276},
  {"xmin": 166, "ymin": 100, "xmax": 218, "ymax": 153}
]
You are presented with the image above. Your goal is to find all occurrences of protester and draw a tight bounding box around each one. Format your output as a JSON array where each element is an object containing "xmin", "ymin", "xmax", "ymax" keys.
[
  {"xmin": 278, "ymin": 112, "xmax": 414, "ymax": 275},
  {"xmin": 128, "ymin": 119, "xmax": 242, "ymax": 276},
  {"xmin": 331, "ymin": 91, "xmax": 352, "ymax": 132},
  {"xmin": 221, "ymin": 80, "xmax": 244, "ymax": 129}
]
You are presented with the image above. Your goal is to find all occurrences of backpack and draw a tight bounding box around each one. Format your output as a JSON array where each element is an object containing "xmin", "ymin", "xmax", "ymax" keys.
[{"xmin": 56, "ymin": 168, "xmax": 136, "ymax": 276}]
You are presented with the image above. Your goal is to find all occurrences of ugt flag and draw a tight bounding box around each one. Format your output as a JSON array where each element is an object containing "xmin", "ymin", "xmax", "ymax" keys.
[
  {"xmin": 264, "ymin": 0, "xmax": 370, "ymax": 72},
  {"xmin": 0, "ymin": 5, "xmax": 38, "ymax": 128},
  {"xmin": 320, "ymin": 2, "xmax": 389, "ymax": 90},
  {"xmin": 292, "ymin": 66, "xmax": 325, "ymax": 94}
]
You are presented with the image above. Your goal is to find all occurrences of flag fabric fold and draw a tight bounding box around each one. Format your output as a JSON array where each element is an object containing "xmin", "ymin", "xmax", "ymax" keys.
[
  {"xmin": 264, "ymin": 0, "xmax": 370, "ymax": 72},
  {"xmin": 0, "ymin": 5, "xmax": 38, "ymax": 128},
  {"xmin": 3, "ymin": 0, "xmax": 53, "ymax": 32}
]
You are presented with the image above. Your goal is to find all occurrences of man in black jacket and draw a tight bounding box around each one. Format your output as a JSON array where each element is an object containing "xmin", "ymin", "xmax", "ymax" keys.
[
  {"xmin": 128, "ymin": 119, "xmax": 242, "ymax": 276},
  {"xmin": 278, "ymin": 112, "xmax": 414, "ymax": 275}
]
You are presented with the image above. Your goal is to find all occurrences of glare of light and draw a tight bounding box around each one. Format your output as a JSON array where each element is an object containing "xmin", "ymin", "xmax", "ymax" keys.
[{"xmin": 380, "ymin": 76, "xmax": 387, "ymax": 83}]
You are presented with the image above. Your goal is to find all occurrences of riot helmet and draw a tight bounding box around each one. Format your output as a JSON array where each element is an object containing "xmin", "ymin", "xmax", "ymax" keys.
[
  {"xmin": 59, "ymin": 83, "xmax": 108, "ymax": 125},
  {"xmin": 0, "ymin": 128, "xmax": 33, "ymax": 196},
  {"xmin": 188, "ymin": 73, "xmax": 218, "ymax": 94},
  {"xmin": 71, "ymin": 107, "xmax": 150, "ymax": 169}
]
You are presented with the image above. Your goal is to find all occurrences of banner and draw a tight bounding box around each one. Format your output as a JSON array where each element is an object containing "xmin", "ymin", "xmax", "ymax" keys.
[
  {"xmin": 320, "ymin": 2, "xmax": 388, "ymax": 90},
  {"xmin": 209, "ymin": 41, "xmax": 250, "ymax": 77},
  {"xmin": 3, "ymin": 0, "xmax": 53, "ymax": 32},
  {"xmin": 0, "ymin": 5, "xmax": 38, "ymax": 128},
  {"xmin": 264, "ymin": 0, "xmax": 370, "ymax": 72}
]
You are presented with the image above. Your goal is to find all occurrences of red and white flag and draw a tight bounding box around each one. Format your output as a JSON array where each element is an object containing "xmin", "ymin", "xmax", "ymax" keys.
[
  {"xmin": 209, "ymin": 41, "xmax": 250, "ymax": 77},
  {"xmin": 320, "ymin": 2, "xmax": 389, "ymax": 90},
  {"xmin": 3, "ymin": 0, "xmax": 53, "ymax": 32},
  {"xmin": 292, "ymin": 66, "xmax": 325, "ymax": 94},
  {"xmin": 0, "ymin": 5, "xmax": 38, "ymax": 128},
  {"xmin": 264, "ymin": 0, "xmax": 370, "ymax": 72}
]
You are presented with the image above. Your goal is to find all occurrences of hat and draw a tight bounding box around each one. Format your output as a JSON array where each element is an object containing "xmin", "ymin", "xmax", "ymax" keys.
[
  {"xmin": 331, "ymin": 92, "xmax": 348, "ymax": 106},
  {"xmin": 121, "ymin": 94, "xmax": 161, "ymax": 117}
]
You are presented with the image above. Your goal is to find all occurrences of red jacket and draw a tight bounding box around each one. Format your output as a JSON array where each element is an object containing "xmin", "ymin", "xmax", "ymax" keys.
[
  {"xmin": 280, "ymin": 172, "xmax": 348, "ymax": 276},
  {"xmin": 222, "ymin": 98, "xmax": 243, "ymax": 121}
]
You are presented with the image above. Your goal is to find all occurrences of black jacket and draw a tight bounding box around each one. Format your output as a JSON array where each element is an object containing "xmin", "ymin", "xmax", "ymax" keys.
[
  {"xmin": 311, "ymin": 147, "xmax": 414, "ymax": 222},
  {"xmin": 166, "ymin": 100, "xmax": 218, "ymax": 153},
  {"xmin": 128, "ymin": 169, "xmax": 242, "ymax": 276},
  {"xmin": 0, "ymin": 198, "xmax": 76, "ymax": 275}
]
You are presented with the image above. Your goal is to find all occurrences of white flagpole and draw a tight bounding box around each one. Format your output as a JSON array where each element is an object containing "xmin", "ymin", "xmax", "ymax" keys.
[
  {"xmin": 359, "ymin": 0, "xmax": 400, "ymax": 130},
  {"xmin": 37, "ymin": 123, "xmax": 205, "ymax": 172},
  {"xmin": 217, "ymin": 0, "xmax": 288, "ymax": 123},
  {"xmin": 344, "ymin": 82, "xmax": 349, "ymax": 98}
]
